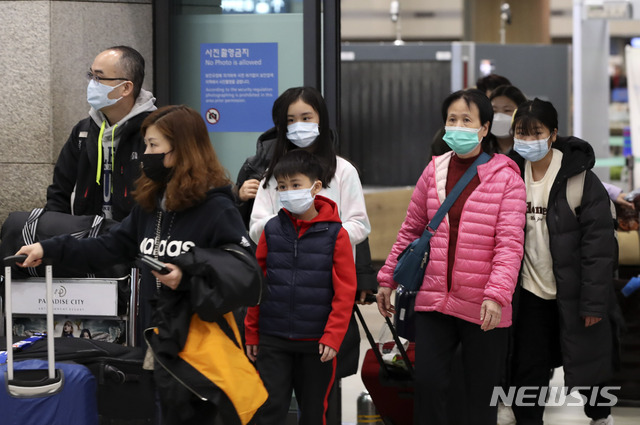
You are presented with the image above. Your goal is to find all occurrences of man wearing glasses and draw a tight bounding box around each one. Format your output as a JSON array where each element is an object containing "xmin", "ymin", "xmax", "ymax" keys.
[{"xmin": 46, "ymin": 46, "xmax": 157, "ymax": 221}]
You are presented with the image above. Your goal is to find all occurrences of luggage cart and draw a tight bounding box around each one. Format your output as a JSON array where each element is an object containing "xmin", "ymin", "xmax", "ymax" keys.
[{"xmin": 0, "ymin": 255, "xmax": 99, "ymax": 425}]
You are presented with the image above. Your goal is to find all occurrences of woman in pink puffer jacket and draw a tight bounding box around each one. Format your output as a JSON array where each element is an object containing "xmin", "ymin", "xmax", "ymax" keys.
[{"xmin": 376, "ymin": 89, "xmax": 526, "ymax": 425}]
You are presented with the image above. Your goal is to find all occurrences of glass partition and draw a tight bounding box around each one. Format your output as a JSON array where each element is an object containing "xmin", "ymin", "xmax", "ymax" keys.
[{"xmin": 163, "ymin": 1, "xmax": 305, "ymax": 179}]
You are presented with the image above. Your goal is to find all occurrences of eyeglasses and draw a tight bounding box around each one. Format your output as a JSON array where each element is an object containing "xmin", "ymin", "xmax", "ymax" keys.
[{"xmin": 86, "ymin": 71, "xmax": 128, "ymax": 83}]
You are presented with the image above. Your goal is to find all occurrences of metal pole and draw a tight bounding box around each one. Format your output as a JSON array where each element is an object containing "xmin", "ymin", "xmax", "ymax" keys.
[
  {"xmin": 152, "ymin": 0, "xmax": 172, "ymax": 106},
  {"xmin": 5, "ymin": 265, "xmax": 13, "ymax": 381},
  {"xmin": 499, "ymin": 2, "xmax": 511, "ymax": 45},
  {"xmin": 573, "ymin": 0, "xmax": 583, "ymax": 137},
  {"xmin": 303, "ymin": 0, "xmax": 321, "ymax": 89},
  {"xmin": 323, "ymin": 0, "xmax": 341, "ymax": 134},
  {"xmin": 46, "ymin": 264, "xmax": 55, "ymax": 379}
]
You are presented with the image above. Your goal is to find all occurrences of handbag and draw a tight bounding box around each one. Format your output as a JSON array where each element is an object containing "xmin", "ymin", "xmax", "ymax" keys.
[
  {"xmin": 393, "ymin": 152, "xmax": 490, "ymax": 291},
  {"xmin": 145, "ymin": 312, "xmax": 268, "ymax": 424}
]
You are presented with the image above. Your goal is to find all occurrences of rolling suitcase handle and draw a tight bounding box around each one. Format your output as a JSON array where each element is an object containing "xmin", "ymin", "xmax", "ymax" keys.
[
  {"xmin": 4, "ymin": 255, "xmax": 64, "ymax": 397},
  {"xmin": 354, "ymin": 303, "xmax": 414, "ymax": 378}
]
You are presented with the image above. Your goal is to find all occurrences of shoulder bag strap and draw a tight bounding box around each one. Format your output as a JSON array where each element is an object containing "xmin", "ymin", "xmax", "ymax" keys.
[
  {"xmin": 215, "ymin": 316, "xmax": 242, "ymax": 349},
  {"xmin": 424, "ymin": 152, "xmax": 491, "ymax": 235}
]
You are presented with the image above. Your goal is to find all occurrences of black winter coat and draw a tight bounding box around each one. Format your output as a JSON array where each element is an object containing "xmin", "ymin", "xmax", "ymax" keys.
[
  {"xmin": 41, "ymin": 186, "xmax": 252, "ymax": 342},
  {"xmin": 41, "ymin": 186, "xmax": 264, "ymax": 422},
  {"xmin": 511, "ymin": 136, "xmax": 622, "ymax": 388},
  {"xmin": 234, "ymin": 127, "xmax": 277, "ymax": 229},
  {"xmin": 46, "ymin": 113, "xmax": 149, "ymax": 221}
]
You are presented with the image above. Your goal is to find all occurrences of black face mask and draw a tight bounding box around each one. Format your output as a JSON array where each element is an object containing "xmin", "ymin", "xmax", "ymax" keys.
[{"xmin": 142, "ymin": 152, "xmax": 172, "ymax": 183}]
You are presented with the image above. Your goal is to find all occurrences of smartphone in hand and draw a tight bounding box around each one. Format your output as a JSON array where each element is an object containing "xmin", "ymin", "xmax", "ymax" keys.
[{"xmin": 137, "ymin": 254, "xmax": 171, "ymax": 275}]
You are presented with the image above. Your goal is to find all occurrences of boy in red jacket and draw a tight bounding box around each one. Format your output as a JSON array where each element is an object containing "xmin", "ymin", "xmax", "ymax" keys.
[{"xmin": 245, "ymin": 149, "xmax": 357, "ymax": 425}]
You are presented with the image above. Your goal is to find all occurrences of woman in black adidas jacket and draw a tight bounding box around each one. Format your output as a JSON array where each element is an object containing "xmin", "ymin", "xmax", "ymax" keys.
[
  {"xmin": 17, "ymin": 105, "xmax": 266, "ymax": 425},
  {"xmin": 507, "ymin": 98, "xmax": 621, "ymax": 425}
]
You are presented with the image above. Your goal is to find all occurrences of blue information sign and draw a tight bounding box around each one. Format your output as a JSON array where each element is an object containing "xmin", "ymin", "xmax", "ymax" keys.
[{"xmin": 201, "ymin": 43, "xmax": 278, "ymax": 132}]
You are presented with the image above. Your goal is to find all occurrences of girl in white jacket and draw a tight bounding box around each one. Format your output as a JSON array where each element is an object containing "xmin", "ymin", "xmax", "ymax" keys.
[{"xmin": 249, "ymin": 87, "xmax": 370, "ymax": 255}]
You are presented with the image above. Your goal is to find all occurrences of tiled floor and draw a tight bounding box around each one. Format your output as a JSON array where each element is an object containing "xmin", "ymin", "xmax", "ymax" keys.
[{"xmin": 340, "ymin": 303, "xmax": 640, "ymax": 425}]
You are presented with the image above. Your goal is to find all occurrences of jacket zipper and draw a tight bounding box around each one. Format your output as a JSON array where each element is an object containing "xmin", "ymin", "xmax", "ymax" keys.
[
  {"xmin": 223, "ymin": 247, "xmax": 264, "ymax": 304},
  {"xmin": 290, "ymin": 238, "xmax": 298, "ymax": 338},
  {"xmin": 143, "ymin": 328, "xmax": 207, "ymax": 401},
  {"xmin": 286, "ymin": 224, "xmax": 328, "ymax": 338}
]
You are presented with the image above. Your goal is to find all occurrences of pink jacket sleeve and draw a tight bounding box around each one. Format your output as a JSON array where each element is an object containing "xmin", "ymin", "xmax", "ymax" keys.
[{"xmin": 377, "ymin": 162, "xmax": 433, "ymax": 288}]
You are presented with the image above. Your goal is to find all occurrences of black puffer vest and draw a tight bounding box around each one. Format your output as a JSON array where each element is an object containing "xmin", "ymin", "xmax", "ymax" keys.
[{"xmin": 260, "ymin": 210, "xmax": 342, "ymax": 339}]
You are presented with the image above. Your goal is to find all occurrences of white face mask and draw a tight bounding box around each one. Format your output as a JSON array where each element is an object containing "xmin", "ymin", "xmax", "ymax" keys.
[
  {"xmin": 491, "ymin": 113, "xmax": 512, "ymax": 138},
  {"xmin": 279, "ymin": 187, "xmax": 316, "ymax": 215},
  {"xmin": 286, "ymin": 122, "xmax": 320, "ymax": 148},
  {"xmin": 513, "ymin": 136, "xmax": 551, "ymax": 162},
  {"xmin": 87, "ymin": 79, "xmax": 125, "ymax": 111}
]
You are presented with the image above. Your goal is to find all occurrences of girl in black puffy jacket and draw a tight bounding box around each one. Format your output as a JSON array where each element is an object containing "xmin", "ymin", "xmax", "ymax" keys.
[{"xmin": 508, "ymin": 98, "xmax": 620, "ymax": 425}]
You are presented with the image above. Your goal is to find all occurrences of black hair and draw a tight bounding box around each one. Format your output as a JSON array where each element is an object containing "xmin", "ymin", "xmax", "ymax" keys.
[
  {"xmin": 263, "ymin": 87, "xmax": 336, "ymax": 188},
  {"xmin": 476, "ymin": 74, "xmax": 512, "ymax": 95},
  {"xmin": 61, "ymin": 320, "xmax": 74, "ymax": 337},
  {"xmin": 272, "ymin": 149, "xmax": 324, "ymax": 185},
  {"xmin": 441, "ymin": 89, "xmax": 494, "ymax": 134},
  {"xmin": 490, "ymin": 85, "xmax": 527, "ymax": 107},
  {"xmin": 511, "ymin": 98, "xmax": 558, "ymax": 136},
  {"xmin": 108, "ymin": 45, "xmax": 145, "ymax": 99},
  {"xmin": 80, "ymin": 328, "xmax": 92, "ymax": 339}
]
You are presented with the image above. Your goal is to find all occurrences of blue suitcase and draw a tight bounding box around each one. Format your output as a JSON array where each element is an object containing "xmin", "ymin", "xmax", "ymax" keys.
[{"xmin": 0, "ymin": 256, "xmax": 98, "ymax": 425}]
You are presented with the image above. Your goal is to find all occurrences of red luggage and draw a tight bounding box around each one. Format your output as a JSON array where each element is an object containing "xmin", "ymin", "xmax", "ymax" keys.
[{"xmin": 355, "ymin": 306, "xmax": 414, "ymax": 425}]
